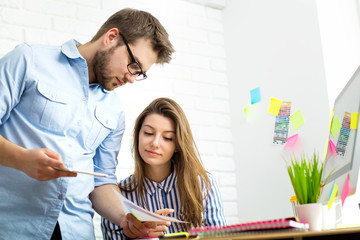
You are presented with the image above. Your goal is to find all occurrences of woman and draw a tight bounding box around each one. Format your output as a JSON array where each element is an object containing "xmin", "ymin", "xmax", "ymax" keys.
[{"xmin": 101, "ymin": 97, "xmax": 226, "ymax": 239}]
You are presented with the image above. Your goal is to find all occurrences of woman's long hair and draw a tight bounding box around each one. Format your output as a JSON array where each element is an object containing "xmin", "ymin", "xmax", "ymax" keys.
[{"xmin": 120, "ymin": 97, "xmax": 211, "ymax": 229}]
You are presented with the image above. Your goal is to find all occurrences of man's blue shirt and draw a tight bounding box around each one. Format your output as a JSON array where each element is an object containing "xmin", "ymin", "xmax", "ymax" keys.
[{"xmin": 0, "ymin": 40, "xmax": 125, "ymax": 240}]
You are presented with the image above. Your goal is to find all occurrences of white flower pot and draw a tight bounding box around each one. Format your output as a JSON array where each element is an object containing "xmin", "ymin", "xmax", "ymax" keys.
[{"xmin": 295, "ymin": 202, "xmax": 323, "ymax": 231}]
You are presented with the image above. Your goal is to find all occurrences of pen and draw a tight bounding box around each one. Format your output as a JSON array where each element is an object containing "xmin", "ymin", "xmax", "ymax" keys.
[{"xmin": 159, "ymin": 232, "xmax": 189, "ymax": 239}]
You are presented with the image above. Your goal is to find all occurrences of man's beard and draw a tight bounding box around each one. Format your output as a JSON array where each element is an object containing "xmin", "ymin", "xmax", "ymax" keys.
[{"xmin": 92, "ymin": 46, "xmax": 119, "ymax": 91}]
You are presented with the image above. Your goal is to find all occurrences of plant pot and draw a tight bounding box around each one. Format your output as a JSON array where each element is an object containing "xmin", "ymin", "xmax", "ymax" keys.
[{"xmin": 295, "ymin": 203, "xmax": 322, "ymax": 231}]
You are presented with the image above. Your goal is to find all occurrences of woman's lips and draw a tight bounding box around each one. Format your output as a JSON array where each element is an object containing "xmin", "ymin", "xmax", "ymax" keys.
[{"xmin": 146, "ymin": 150, "xmax": 161, "ymax": 156}]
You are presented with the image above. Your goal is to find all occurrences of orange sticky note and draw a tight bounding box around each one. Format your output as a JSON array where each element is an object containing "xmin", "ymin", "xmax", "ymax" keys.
[
  {"xmin": 351, "ymin": 113, "xmax": 359, "ymax": 129},
  {"xmin": 328, "ymin": 183, "xmax": 338, "ymax": 209},
  {"xmin": 283, "ymin": 134, "xmax": 299, "ymax": 149},
  {"xmin": 330, "ymin": 116, "xmax": 341, "ymax": 138},
  {"xmin": 289, "ymin": 110, "xmax": 305, "ymax": 130},
  {"xmin": 268, "ymin": 98, "xmax": 282, "ymax": 116},
  {"xmin": 341, "ymin": 175, "xmax": 351, "ymax": 207}
]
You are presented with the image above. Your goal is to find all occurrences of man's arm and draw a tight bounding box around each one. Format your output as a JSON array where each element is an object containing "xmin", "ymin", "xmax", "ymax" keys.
[
  {"xmin": 90, "ymin": 184, "xmax": 154, "ymax": 238},
  {"xmin": 0, "ymin": 134, "xmax": 76, "ymax": 181}
]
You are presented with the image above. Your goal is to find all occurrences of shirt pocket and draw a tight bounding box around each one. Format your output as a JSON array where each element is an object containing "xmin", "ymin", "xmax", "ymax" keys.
[
  {"xmin": 30, "ymin": 81, "xmax": 73, "ymax": 133},
  {"xmin": 86, "ymin": 105, "xmax": 117, "ymax": 151}
]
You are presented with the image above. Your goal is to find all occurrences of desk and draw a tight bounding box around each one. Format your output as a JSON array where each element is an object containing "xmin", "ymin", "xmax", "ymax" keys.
[{"xmin": 174, "ymin": 227, "xmax": 360, "ymax": 240}]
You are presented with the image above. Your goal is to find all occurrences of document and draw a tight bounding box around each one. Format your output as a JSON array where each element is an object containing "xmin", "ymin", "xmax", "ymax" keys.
[
  {"xmin": 112, "ymin": 188, "xmax": 187, "ymax": 223},
  {"xmin": 53, "ymin": 167, "xmax": 108, "ymax": 177}
]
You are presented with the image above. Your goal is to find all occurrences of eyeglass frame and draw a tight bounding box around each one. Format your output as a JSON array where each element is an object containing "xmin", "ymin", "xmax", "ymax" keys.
[{"xmin": 119, "ymin": 33, "xmax": 147, "ymax": 81}]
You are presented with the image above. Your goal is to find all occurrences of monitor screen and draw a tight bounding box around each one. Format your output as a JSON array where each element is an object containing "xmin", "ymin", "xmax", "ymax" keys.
[{"xmin": 320, "ymin": 65, "xmax": 360, "ymax": 203}]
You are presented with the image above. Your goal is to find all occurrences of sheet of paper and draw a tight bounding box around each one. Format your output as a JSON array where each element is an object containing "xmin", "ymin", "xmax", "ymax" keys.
[
  {"xmin": 268, "ymin": 98, "xmax": 282, "ymax": 116},
  {"xmin": 53, "ymin": 167, "xmax": 108, "ymax": 177},
  {"xmin": 112, "ymin": 188, "xmax": 187, "ymax": 223},
  {"xmin": 289, "ymin": 109, "xmax": 305, "ymax": 130}
]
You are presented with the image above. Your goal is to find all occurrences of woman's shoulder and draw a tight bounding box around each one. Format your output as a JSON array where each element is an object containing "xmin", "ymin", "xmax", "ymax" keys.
[{"xmin": 118, "ymin": 174, "xmax": 135, "ymax": 186}]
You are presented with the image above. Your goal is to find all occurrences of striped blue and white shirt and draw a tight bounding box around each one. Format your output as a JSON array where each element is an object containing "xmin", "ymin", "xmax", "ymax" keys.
[{"xmin": 101, "ymin": 171, "xmax": 226, "ymax": 240}]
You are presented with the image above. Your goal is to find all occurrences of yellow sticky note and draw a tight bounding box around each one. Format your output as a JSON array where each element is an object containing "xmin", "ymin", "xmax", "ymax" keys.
[
  {"xmin": 328, "ymin": 183, "xmax": 338, "ymax": 209},
  {"xmin": 351, "ymin": 113, "xmax": 359, "ymax": 129},
  {"xmin": 329, "ymin": 109, "xmax": 334, "ymax": 131},
  {"xmin": 330, "ymin": 116, "xmax": 341, "ymax": 138},
  {"xmin": 268, "ymin": 98, "xmax": 282, "ymax": 116},
  {"xmin": 323, "ymin": 137, "xmax": 329, "ymax": 161},
  {"xmin": 289, "ymin": 109, "xmax": 305, "ymax": 130}
]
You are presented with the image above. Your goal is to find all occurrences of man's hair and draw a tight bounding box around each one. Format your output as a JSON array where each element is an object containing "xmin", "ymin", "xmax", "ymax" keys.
[{"xmin": 91, "ymin": 8, "xmax": 174, "ymax": 64}]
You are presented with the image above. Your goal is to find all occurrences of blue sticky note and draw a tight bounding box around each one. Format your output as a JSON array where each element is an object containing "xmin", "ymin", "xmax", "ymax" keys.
[
  {"xmin": 329, "ymin": 181, "xmax": 335, "ymax": 200},
  {"xmin": 250, "ymin": 87, "xmax": 261, "ymax": 104}
]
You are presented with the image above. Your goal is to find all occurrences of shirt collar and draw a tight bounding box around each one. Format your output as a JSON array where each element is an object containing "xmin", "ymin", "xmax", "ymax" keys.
[
  {"xmin": 144, "ymin": 171, "xmax": 177, "ymax": 196},
  {"xmin": 61, "ymin": 39, "xmax": 83, "ymax": 60}
]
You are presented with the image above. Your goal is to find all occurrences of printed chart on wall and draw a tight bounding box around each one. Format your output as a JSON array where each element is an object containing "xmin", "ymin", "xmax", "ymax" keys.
[{"xmin": 273, "ymin": 101, "xmax": 292, "ymax": 145}]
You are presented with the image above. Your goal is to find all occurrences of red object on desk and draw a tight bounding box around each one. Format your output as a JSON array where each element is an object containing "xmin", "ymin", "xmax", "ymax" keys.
[{"xmin": 188, "ymin": 218, "xmax": 309, "ymax": 237}]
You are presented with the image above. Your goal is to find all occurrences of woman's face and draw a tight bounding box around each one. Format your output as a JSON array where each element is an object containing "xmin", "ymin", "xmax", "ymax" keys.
[{"xmin": 138, "ymin": 113, "xmax": 177, "ymax": 171}]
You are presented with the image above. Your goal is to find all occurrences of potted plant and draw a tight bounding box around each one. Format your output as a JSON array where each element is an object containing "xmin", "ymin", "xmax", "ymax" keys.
[{"xmin": 286, "ymin": 152, "xmax": 335, "ymax": 230}]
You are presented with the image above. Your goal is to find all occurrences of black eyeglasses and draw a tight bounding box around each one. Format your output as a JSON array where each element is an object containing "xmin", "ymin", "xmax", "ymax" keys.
[{"xmin": 120, "ymin": 33, "xmax": 147, "ymax": 81}]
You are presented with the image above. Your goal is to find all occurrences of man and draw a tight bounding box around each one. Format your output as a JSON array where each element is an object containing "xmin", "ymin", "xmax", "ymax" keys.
[{"xmin": 0, "ymin": 8, "xmax": 174, "ymax": 240}]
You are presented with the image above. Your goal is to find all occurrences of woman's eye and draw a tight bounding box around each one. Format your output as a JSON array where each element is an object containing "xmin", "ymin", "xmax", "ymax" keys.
[
  {"xmin": 144, "ymin": 132, "xmax": 153, "ymax": 136},
  {"xmin": 164, "ymin": 137, "xmax": 173, "ymax": 141}
]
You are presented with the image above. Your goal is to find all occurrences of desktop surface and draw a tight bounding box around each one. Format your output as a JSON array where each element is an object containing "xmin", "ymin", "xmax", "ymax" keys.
[{"xmin": 167, "ymin": 227, "xmax": 360, "ymax": 240}]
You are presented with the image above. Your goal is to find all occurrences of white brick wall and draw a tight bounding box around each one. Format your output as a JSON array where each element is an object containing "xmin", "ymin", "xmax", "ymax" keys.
[{"xmin": 0, "ymin": 0, "xmax": 238, "ymax": 238}]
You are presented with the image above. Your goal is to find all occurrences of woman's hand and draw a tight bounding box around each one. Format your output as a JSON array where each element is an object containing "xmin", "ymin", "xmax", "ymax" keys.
[{"xmin": 147, "ymin": 208, "xmax": 174, "ymax": 237}]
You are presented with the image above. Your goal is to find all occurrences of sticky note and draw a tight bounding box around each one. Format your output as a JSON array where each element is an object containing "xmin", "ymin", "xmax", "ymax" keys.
[
  {"xmin": 243, "ymin": 103, "xmax": 255, "ymax": 120},
  {"xmin": 268, "ymin": 98, "xmax": 282, "ymax": 116},
  {"xmin": 250, "ymin": 87, "xmax": 261, "ymax": 104},
  {"xmin": 283, "ymin": 134, "xmax": 298, "ymax": 149},
  {"xmin": 328, "ymin": 139, "xmax": 337, "ymax": 157},
  {"xmin": 329, "ymin": 109, "xmax": 334, "ymax": 130},
  {"xmin": 323, "ymin": 138, "xmax": 329, "ymax": 160},
  {"xmin": 328, "ymin": 181, "xmax": 335, "ymax": 200},
  {"xmin": 328, "ymin": 183, "xmax": 338, "ymax": 209},
  {"xmin": 289, "ymin": 110, "xmax": 305, "ymax": 130},
  {"xmin": 351, "ymin": 113, "xmax": 359, "ymax": 129},
  {"xmin": 330, "ymin": 116, "xmax": 341, "ymax": 138},
  {"xmin": 341, "ymin": 175, "xmax": 350, "ymax": 207}
]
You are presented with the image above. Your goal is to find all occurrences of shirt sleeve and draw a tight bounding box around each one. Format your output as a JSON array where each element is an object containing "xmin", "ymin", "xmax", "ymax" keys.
[
  {"xmin": 93, "ymin": 120, "xmax": 125, "ymax": 186},
  {"xmin": 93, "ymin": 96, "xmax": 126, "ymax": 186},
  {"xmin": 0, "ymin": 43, "xmax": 32, "ymax": 125},
  {"xmin": 203, "ymin": 174, "xmax": 227, "ymax": 226}
]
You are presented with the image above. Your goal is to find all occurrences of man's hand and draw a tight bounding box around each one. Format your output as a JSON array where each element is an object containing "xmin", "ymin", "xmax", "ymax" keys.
[
  {"xmin": 19, "ymin": 148, "xmax": 77, "ymax": 181},
  {"xmin": 146, "ymin": 208, "xmax": 174, "ymax": 237},
  {"xmin": 121, "ymin": 213, "xmax": 156, "ymax": 239}
]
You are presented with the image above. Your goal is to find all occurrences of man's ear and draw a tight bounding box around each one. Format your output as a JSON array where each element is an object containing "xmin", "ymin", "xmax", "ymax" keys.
[{"xmin": 102, "ymin": 28, "xmax": 120, "ymax": 47}]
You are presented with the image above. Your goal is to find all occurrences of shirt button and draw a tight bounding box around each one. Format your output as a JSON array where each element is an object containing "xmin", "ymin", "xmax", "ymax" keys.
[
  {"xmin": 81, "ymin": 97, "xmax": 86, "ymax": 101},
  {"xmin": 58, "ymin": 195, "xmax": 63, "ymax": 200},
  {"xmin": 77, "ymin": 120, "xmax": 81, "ymax": 126}
]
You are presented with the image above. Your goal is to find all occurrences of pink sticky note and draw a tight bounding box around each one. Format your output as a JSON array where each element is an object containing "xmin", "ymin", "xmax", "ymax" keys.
[
  {"xmin": 328, "ymin": 139, "xmax": 337, "ymax": 157},
  {"xmin": 283, "ymin": 134, "xmax": 299, "ymax": 149},
  {"xmin": 341, "ymin": 175, "xmax": 351, "ymax": 207}
]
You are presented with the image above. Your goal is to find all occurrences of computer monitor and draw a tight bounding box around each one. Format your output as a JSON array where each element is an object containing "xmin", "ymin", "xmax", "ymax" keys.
[{"xmin": 319, "ymin": 64, "xmax": 360, "ymax": 224}]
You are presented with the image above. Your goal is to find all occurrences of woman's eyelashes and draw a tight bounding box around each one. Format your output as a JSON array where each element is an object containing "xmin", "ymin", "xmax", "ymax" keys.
[{"xmin": 143, "ymin": 131, "xmax": 173, "ymax": 141}]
